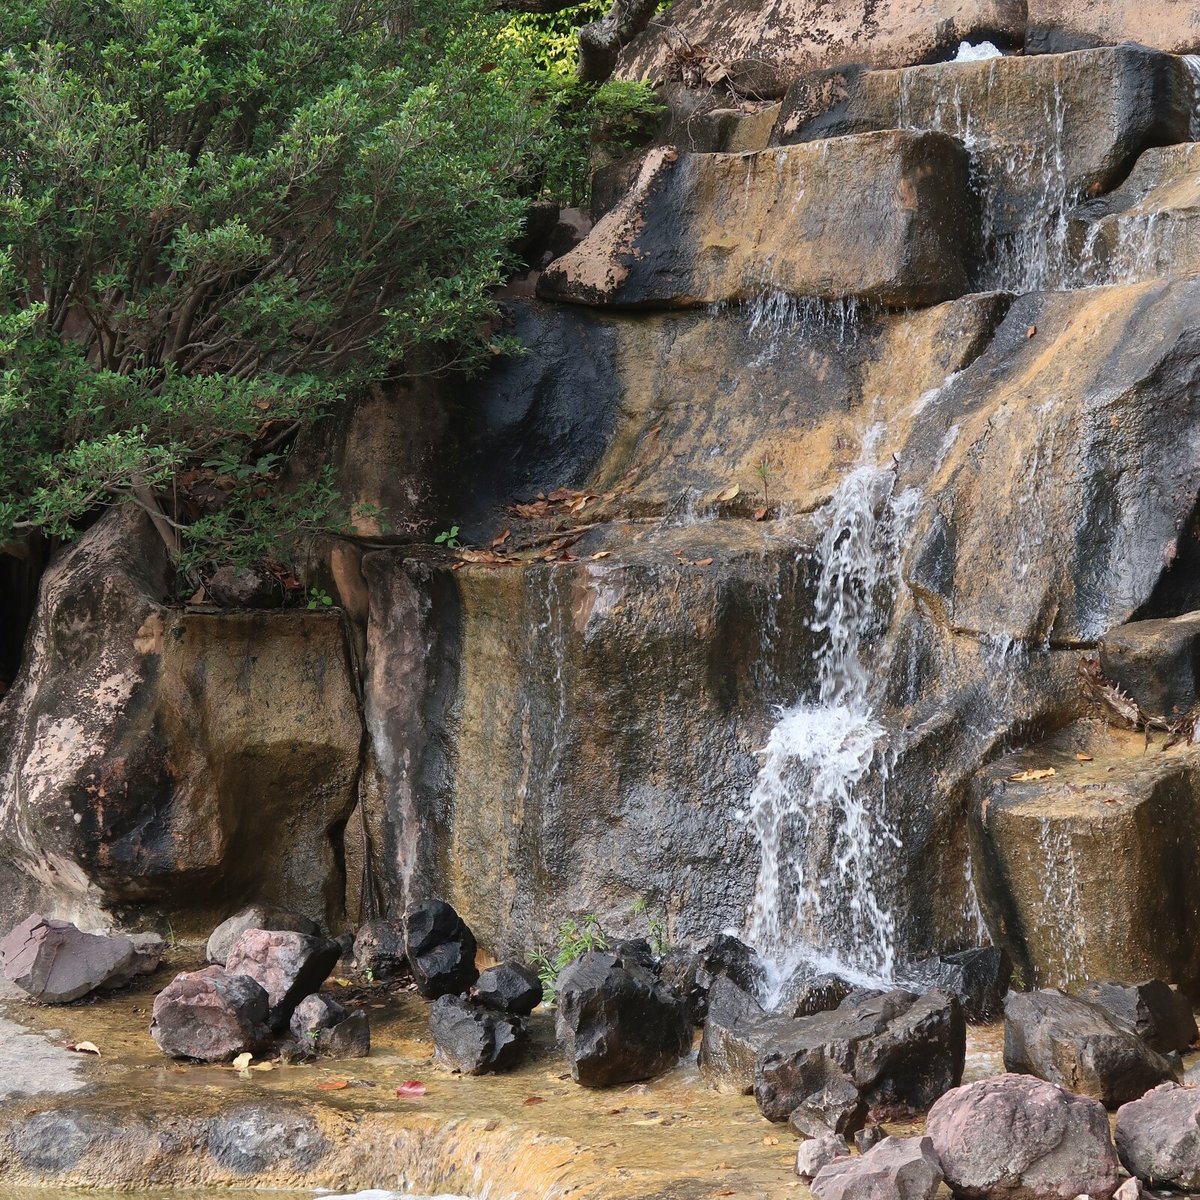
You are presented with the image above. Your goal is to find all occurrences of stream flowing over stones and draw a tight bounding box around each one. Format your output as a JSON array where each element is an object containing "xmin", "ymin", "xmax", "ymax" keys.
[{"xmin": 6, "ymin": 3, "xmax": 1200, "ymax": 1198}]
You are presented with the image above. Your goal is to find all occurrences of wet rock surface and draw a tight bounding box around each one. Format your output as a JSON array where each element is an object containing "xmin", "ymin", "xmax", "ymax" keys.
[
  {"xmin": 288, "ymin": 993, "xmax": 371, "ymax": 1058},
  {"xmin": 404, "ymin": 900, "xmax": 478, "ymax": 999},
  {"xmin": 0, "ymin": 915, "xmax": 148, "ymax": 1003},
  {"xmin": 698, "ymin": 974, "xmax": 779, "ymax": 1093},
  {"xmin": 352, "ymin": 917, "xmax": 408, "ymax": 981},
  {"xmin": 1004, "ymin": 989, "xmax": 1180, "ymax": 1108},
  {"xmin": 787, "ymin": 1070, "xmax": 868, "ymax": 1138},
  {"xmin": 430, "ymin": 993, "xmax": 528, "ymax": 1075},
  {"xmin": 1027, "ymin": 1, "xmax": 1200, "ymax": 54},
  {"xmin": 149, "ymin": 965, "xmax": 272, "ymax": 1061},
  {"xmin": 555, "ymin": 948, "xmax": 692, "ymax": 1087},
  {"xmin": 1099, "ymin": 612, "xmax": 1200, "ymax": 727},
  {"xmin": 538, "ymin": 134, "xmax": 977, "ymax": 310},
  {"xmin": 927, "ymin": 1073, "xmax": 1122, "ymax": 1200},
  {"xmin": 1115, "ymin": 1082, "xmax": 1200, "ymax": 1191},
  {"xmin": 1079, "ymin": 980, "xmax": 1198, "ymax": 1056},
  {"xmin": 224, "ymin": 929, "xmax": 340, "ymax": 1031},
  {"xmin": 471, "ymin": 961, "xmax": 543, "ymax": 1016},
  {"xmin": 908, "ymin": 947, "xmax": 1012, "ymax": 1021},
  {"xmin": 810, "ymin": 1135, "xmax": 943, "ymax": 1200},
  {"xmin": 206, "ymin": 905, "xmax": 320, "ymax": 967}
]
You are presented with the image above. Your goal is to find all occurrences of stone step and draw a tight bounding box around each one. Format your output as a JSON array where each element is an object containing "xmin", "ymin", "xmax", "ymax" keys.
[
  {"xmin": 538, "ymin": 132, "xmax": 977, "ymax": 310},
  {"xmin": 969, "ymin": 719, "xmax": 1200, "ymax": 996},
  {"xmin": 1070, "ymin": 143, "xmax": 1200, "ymax": 286}
]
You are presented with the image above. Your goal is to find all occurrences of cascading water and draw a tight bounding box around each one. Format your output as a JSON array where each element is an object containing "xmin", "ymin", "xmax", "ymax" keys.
[{"xmin": 743, "ymin": 433, "xmax": 920, "ymax": 1001}]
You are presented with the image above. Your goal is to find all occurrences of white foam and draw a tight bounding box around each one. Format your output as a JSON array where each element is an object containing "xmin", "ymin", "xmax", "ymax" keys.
[{"xmin": 954, "ymin": 40, "xmax": 1002, "ymax": 62}]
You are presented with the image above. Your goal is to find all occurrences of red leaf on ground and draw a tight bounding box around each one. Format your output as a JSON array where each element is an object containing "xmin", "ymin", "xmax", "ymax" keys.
[{"xmin": 396, "ymin": 1080, "xmax": 427, "ymax": 1098}]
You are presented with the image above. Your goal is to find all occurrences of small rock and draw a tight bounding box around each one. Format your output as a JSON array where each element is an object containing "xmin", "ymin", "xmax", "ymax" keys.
[
  {"xmin": 786, "ymin": 972, "xmax": 854, "ymax": 1018},
  {"xmin": 404, "ymin": 900, "xmax": 478, "ymax": 1000},
  {"xmin": 225, "ymin": 929, "xmax": 340, "ymax": 1031},
  {"xmin": 855, "ymin": 1123, "xmax": 888, "ymax": 1153},
  {"xmin": 0, "ymin": 915, "xmax": 142, "ymax": 1003},
  {"xmin": 1114, "ymin": 1178, "xmax": 1147, "ymax": 1200},
  {"xmin": 205, "ymin": 905, "xmax": 320, "ymax": 966},
  {"xmin": 1004, "ymin": 989, "xmax": 1179, "ymax": 1108},
  {"xmin": 811, "ymin": 1135, "xmax": 943, "ymax": 1200},
  {"xmin": 471, "ymin": 962, "xmax": 543, "ymax": 1016},
  {"xmin": 1115, "ymin": 1081, "xmax": 1200, "ymax": 1190},
  {"xmin": 204, "ymin": 563, "xmax": 282, "ymax": 608},
  {"xmin": 908, "ymin": 946, "xmax": 1012, "ymax": 1021},
  {"xmin": 333, "ymin": 931, "xmax": 354, "ymax": 963},
  {"xmin": 429, "ymin": 994, "xmax": 526, "ymax": 1075},
  {"xmin": 289, "ymin": 992, "xmax": 348, "ymax": 1041},
  {"xmin": 927, "ymin": 1073, "xmax": 1121, "ymax": 1200},
  {"xmin": 556, "ymin": 947, "xmax": 692, "ymax": 1087},
  {"xmin": 787, "ymin": 1070, "xmax": 867, "ymax": 1139},
  {"xmin": 796, "ymin": 1133, "xmax": 847, "ymax": 1180},
  {"xmin": 321, "ymin": 1010, "xmax": 370, "ymax": 1058},
  {"xmin": 1079, "ymin": 980, "xmax": 1198, "ymax": 1055},
  {"xmin": 352, "ymin": 918, "xmax": 407, "ymax": 982},
  {"xmin": 150, "ymin": 966, "xmax": 272, "ymax": 1061}
]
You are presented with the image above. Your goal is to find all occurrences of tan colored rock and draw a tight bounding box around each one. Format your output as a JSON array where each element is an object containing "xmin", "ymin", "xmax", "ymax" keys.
[
  {"xmin": 0, "ymin": 508, "xmax": 362, "ymax": 932},
  {"xmin": 970, "ymin": 721, "xmax": 1200, "ymax": 995},
  {"xmin": 538, "ymin": 132, "xmax": 977, "ymax": 310},
  {"xmin": 1028, "ymin": 1, "xmax": 1200, "ymax": 54},
  {"xmin": 615, "ymin": 0, "xmax": 1026, "ymax": 98}
]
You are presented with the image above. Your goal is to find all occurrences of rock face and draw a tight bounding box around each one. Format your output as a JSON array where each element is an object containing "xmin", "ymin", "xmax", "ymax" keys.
[
  {"xmin": 1099, "ymin": 612, "xmax": 1200, "ymax": 726},
  {"xmin": 1004, "ymin": 989, "xmax": 1179, "ymax": 1108},
  {"xmin": 0, "ymin": 506, "xmax": 362, "ymax": 933},
  {"xmin": 403, "ymin": 901, "xmax": 478, "ymax": 999},
  {"xmin": 556, "ymin": 949, "xmax": 692, "ymax": 1087},
  {"xmin": 538, "ymin": 134, "xmax": 976, "ymax": 310},
  {"xmin": 149, "ymin": 966, "xmax": 272, "ymax": 1061},
  {"xmin": 927, "ymin": 1074, "xmax": 1121, "ymax": 1200},
  {"xmin": 0, "ymin": 915, "xmax": 150, "ymax": 1004},
  {"xmin": 1027, "ymin": 1, "xmax": 1200, "ymax": 54},
  {"xmin": 908, "ymin": 947, "xmax": 1011, "ymax": 1021},
  {"xmin": 206, "ymin": 905, "xmax": 321, "ymax": 967},
  {"xmin": 1079, "ymin": 980, "xmax": 1198, "ymax": 1056},
  {"xmin": 471, "ymin": 962, "xmax": 543, "ymax": 1016},
  {"xmin": 811, "ymin": 1135, "xmax": 943, "ymax": 1200},
  {"xmin": 224, "ymin": 930, "xmax": 340, "ymax": 1031},
  {"xmin": 1115, "ymin": 1082, "xmax": 1200, "ymax": 1190},
  {"xmin": 972, "ymin": 721, "xmax": 1200, "ymax": 994},
  {"xmin": 755, "ymin": 990, "xmax": 965, "ymax": 1122},
  {"xmin": 429, "ymin": 994, "xmax": 528, "ymax": 1075},
  {"xmin": 615, "ymin": 0, "xmax": 1027, "ymax": 98}
]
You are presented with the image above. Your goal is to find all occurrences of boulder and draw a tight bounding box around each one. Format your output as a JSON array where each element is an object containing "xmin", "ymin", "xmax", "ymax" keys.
[
  {"xmin": 694, "ymin": 934, "xmax": 766, "ymax": 997},
  {"xmin": 149, "ymin": 966, "xmax": 272, "ymax": 1061},
  {"xmin": 928, "ymin": 1074, "xmax": 1121, "ymax": 1200},
  {"xmin": 429, "ymin": 994, "xmax": 527, "ymax": 1075},
  {"xmin": 856, "ymin": 1123, "xmax": 888, "ymax": 1152},
  {"xmin": 1026, "ymin": 2, "xmax": 1200, "ymax": 55},
  {"xmin": 1078, "ymin": 980, "xmax": 1197, "ymax": 1055},
  {"xmin": 908, "ymin": 947, "xmax": 1012, "ymax": 1021},
  {"xmin": 797, "ymin": 1132, "xmax": 848, "ymax": 1181},
  {"xmin": 1004, "ymin": 989, "xmax": 1180, "ymax": 1109},
  {"xmin": 0, "ymin": 915, "xmax": 146, "ymax": 1004},
  {"xmin": 698, "ymin": 974, "xmax": 781, "ymax": 1093},
  {"xmin": 1099, "ymin": 612, "xmax": 1200, "ymax": 726},
  {"xmin": 204, "ymin": 563, "xmax": 282, "ymax": 609},
  {"xmin": 352, "ymin": 917, "xmax": 407, "ymax": 982},
  {"xmin": 1115, "ymin": 1082, "xmax": 1200, "ymax": 1190},
  {"xmin": 206, "ymin": 905, "xmax": 321, "ymax": 966},
  {"xmin": 787, "ymin": 1070, "xmax": 868, "ymax": 1139},
  {"xmin": 811, "ymin": 1135, "xmax": 943, "ymax": 1200},
  {"xmin": 615, "ymin": 0, "xmax": 1027, "ymax": 98},
  {"xmin": 471, "ymin": 962, "xmax": 543, "ymax": 1016},
  {"xmin": 224, "ymin": 929, "xmax": 340, "ymax": 1031},
  {"xmin": 755, "ymin": 989, "xmax": 965, "ymax": 1122},
  {"xmin": 537, "ymin": 133, "xmax": 977, "ymax": 310},
  {"xmin": 657, "ymin": 947, "xmax": 706, "ymax": 1023},
  {"xmin": 786, "ymin": 973, "xmax": 855, "ymax": 1019},
  {"xmin": 288, "ymin": 993, "xmax": 371, "ymax": 1058},
  {"xmin": 403, "ymin": 900, "xmax": 478, "ymax": 999},
  {"xmin": 556, "ymin": 948, "xmax": 692, "ymax": 1087}
]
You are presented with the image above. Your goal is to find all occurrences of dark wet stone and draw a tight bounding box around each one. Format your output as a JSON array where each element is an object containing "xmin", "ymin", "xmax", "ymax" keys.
[
  {"xmin": 471, "ymin": 962, "xmax": 543, "ymax": 1017},
  {"xmin": 907, "ymin": 947, "xmax": 1012, "ymax": 1022},
  {"xmin": 430, "ymin": 994, "xmax": 527, "ymax": 1075},
  {"xmin": 1080, "ymin": 979, "xmax": 1198, "ymax": 1055},
  {"xmin": 352, "ymin": 917, "xmax": 407, "ymax": 982},
  {"xmin": 404, "ymin": 900, "xmax": 478, "ymax": 1000}
]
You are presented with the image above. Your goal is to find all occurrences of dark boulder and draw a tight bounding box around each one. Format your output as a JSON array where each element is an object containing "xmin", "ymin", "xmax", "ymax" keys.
[
  {"xmin": 755, "ymin": 989, "xmax": 965, "ymax": 1123},
  {"xmin": 695, "ymin": 934, "xmax": 765, "ymax": 996},
  {"xmin": 205, "ymin": 904, "xmax": 321, "ymax": 967},
  {"xmin": 657, "ymin": 947, "xmax": 706, "ymax": 1024},
  {"xmin": 471, "ymin": 962, "xmax": 543, "ymax": 1016},
  {"xmin": 1004, "ymin": 989, "xmax": 1180, "ymax": 1108},
  {"xmin": 1115, "ymin": 1082, "xmax": 1200, "ymax": 1190},
  {"xmin": 288, "ymin": 993, "xmax": 370, "ymax": 1058},
  {"xmin": 429, "ymin": 994, "xmax": 527, "ymax": 1075},
  {"xmin": 811, "ymin": 1135, "xmax": 943, "ymax": 1200},
  {"xmin": 404, "ymin": 900, "xmax": 478, "ymax": 999},
  {"xmin": 698, "ymin": 974, "xmax": 782, "ymax": 1093},
  {"xmin": 1079, "ymin": 979, "xmax": 1198, "ymax": 1055},
  {"xmin": 787, "ymin": 1069, "xmax": 868, "ymax": 1139},
  {"xmin": 224, "ymin": 929, "xmax": 340, "ymax": 1031},
  {"xmin": 1099, "ymin": 612, "xmax": 1200, "ymax": 725},
  {"xmin": 907, "ymin": 946, "xmax": 1012, "ymax": 1021},
  {"xmin": 927, "ymin": 1073, "xmax": 1121, "ymax": 1200},
  {"xmin": 783, "ymin": 972, "xmax": 855, "ymax": 1018},
  {"xmin": 556, "ymin": 948, "xmax": 692, "ymax": 1087},
  {"xmin": 150, "ymin": 966, "xmax": 272, "ymax": 1061},
  {"xmin": 352, "ymin": 917, "xmax": 407, "ymax": 982},
  {"xmin": 0, "ymin": 915, "xmax": 149, "ymax": 1003}
]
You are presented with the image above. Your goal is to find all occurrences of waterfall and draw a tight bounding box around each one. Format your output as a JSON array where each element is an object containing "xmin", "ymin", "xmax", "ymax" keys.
[{"xmin": 744, "ymin": 433, "xmax": 919, "ymax": 1000}]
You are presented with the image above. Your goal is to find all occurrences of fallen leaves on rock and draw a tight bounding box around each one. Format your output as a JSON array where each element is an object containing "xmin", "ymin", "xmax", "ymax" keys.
[
  {"xmin": 66, "ymin": 1041, "xmax": 100, "ymax": 1056},
  {"xmin": 522, "ymin": 1096, "xmax": 545, "ymax": 1106},
  {"xmin": 1075, "ymin": 752, "xmax": 1094, "ymax": 762},
  {"xmin": 317, "ymin": 1079, "xmax": 349, "ymax": 1091},
  {"xmin": 1008, "ymin": 767, "xmax": 1056, "ymax": 782},
  {"xmin": 714, "ymin": 484, "xmax": 739, "ymax": 502}
]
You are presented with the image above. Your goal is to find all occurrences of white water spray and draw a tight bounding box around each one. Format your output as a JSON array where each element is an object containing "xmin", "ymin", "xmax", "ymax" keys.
[{"xmin": 744, "ymin": 433, "xmax": 919, "ymax": 1000}]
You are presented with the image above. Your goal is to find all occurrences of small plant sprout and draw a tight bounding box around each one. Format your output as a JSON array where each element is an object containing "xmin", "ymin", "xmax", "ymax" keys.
[
  {"xmin": 434, "ymin": 525, "xmax": 462, "ymax": 550},
  {"xmin": 307, "ymin": 587, "xmax": 333, "ymax": 610},
  {"xmin": 754, "ymin": 455, "xmax": 776, "ymax": 511},
  {"xmin": 531, "ymin": 913, "xmax": 608, "ymax": 1005}
]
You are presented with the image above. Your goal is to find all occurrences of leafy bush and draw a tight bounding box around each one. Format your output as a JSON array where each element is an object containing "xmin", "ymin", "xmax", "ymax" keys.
[{"xmin": 0, "ymin": 0, "xmax": 568, "ymax": 574}]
